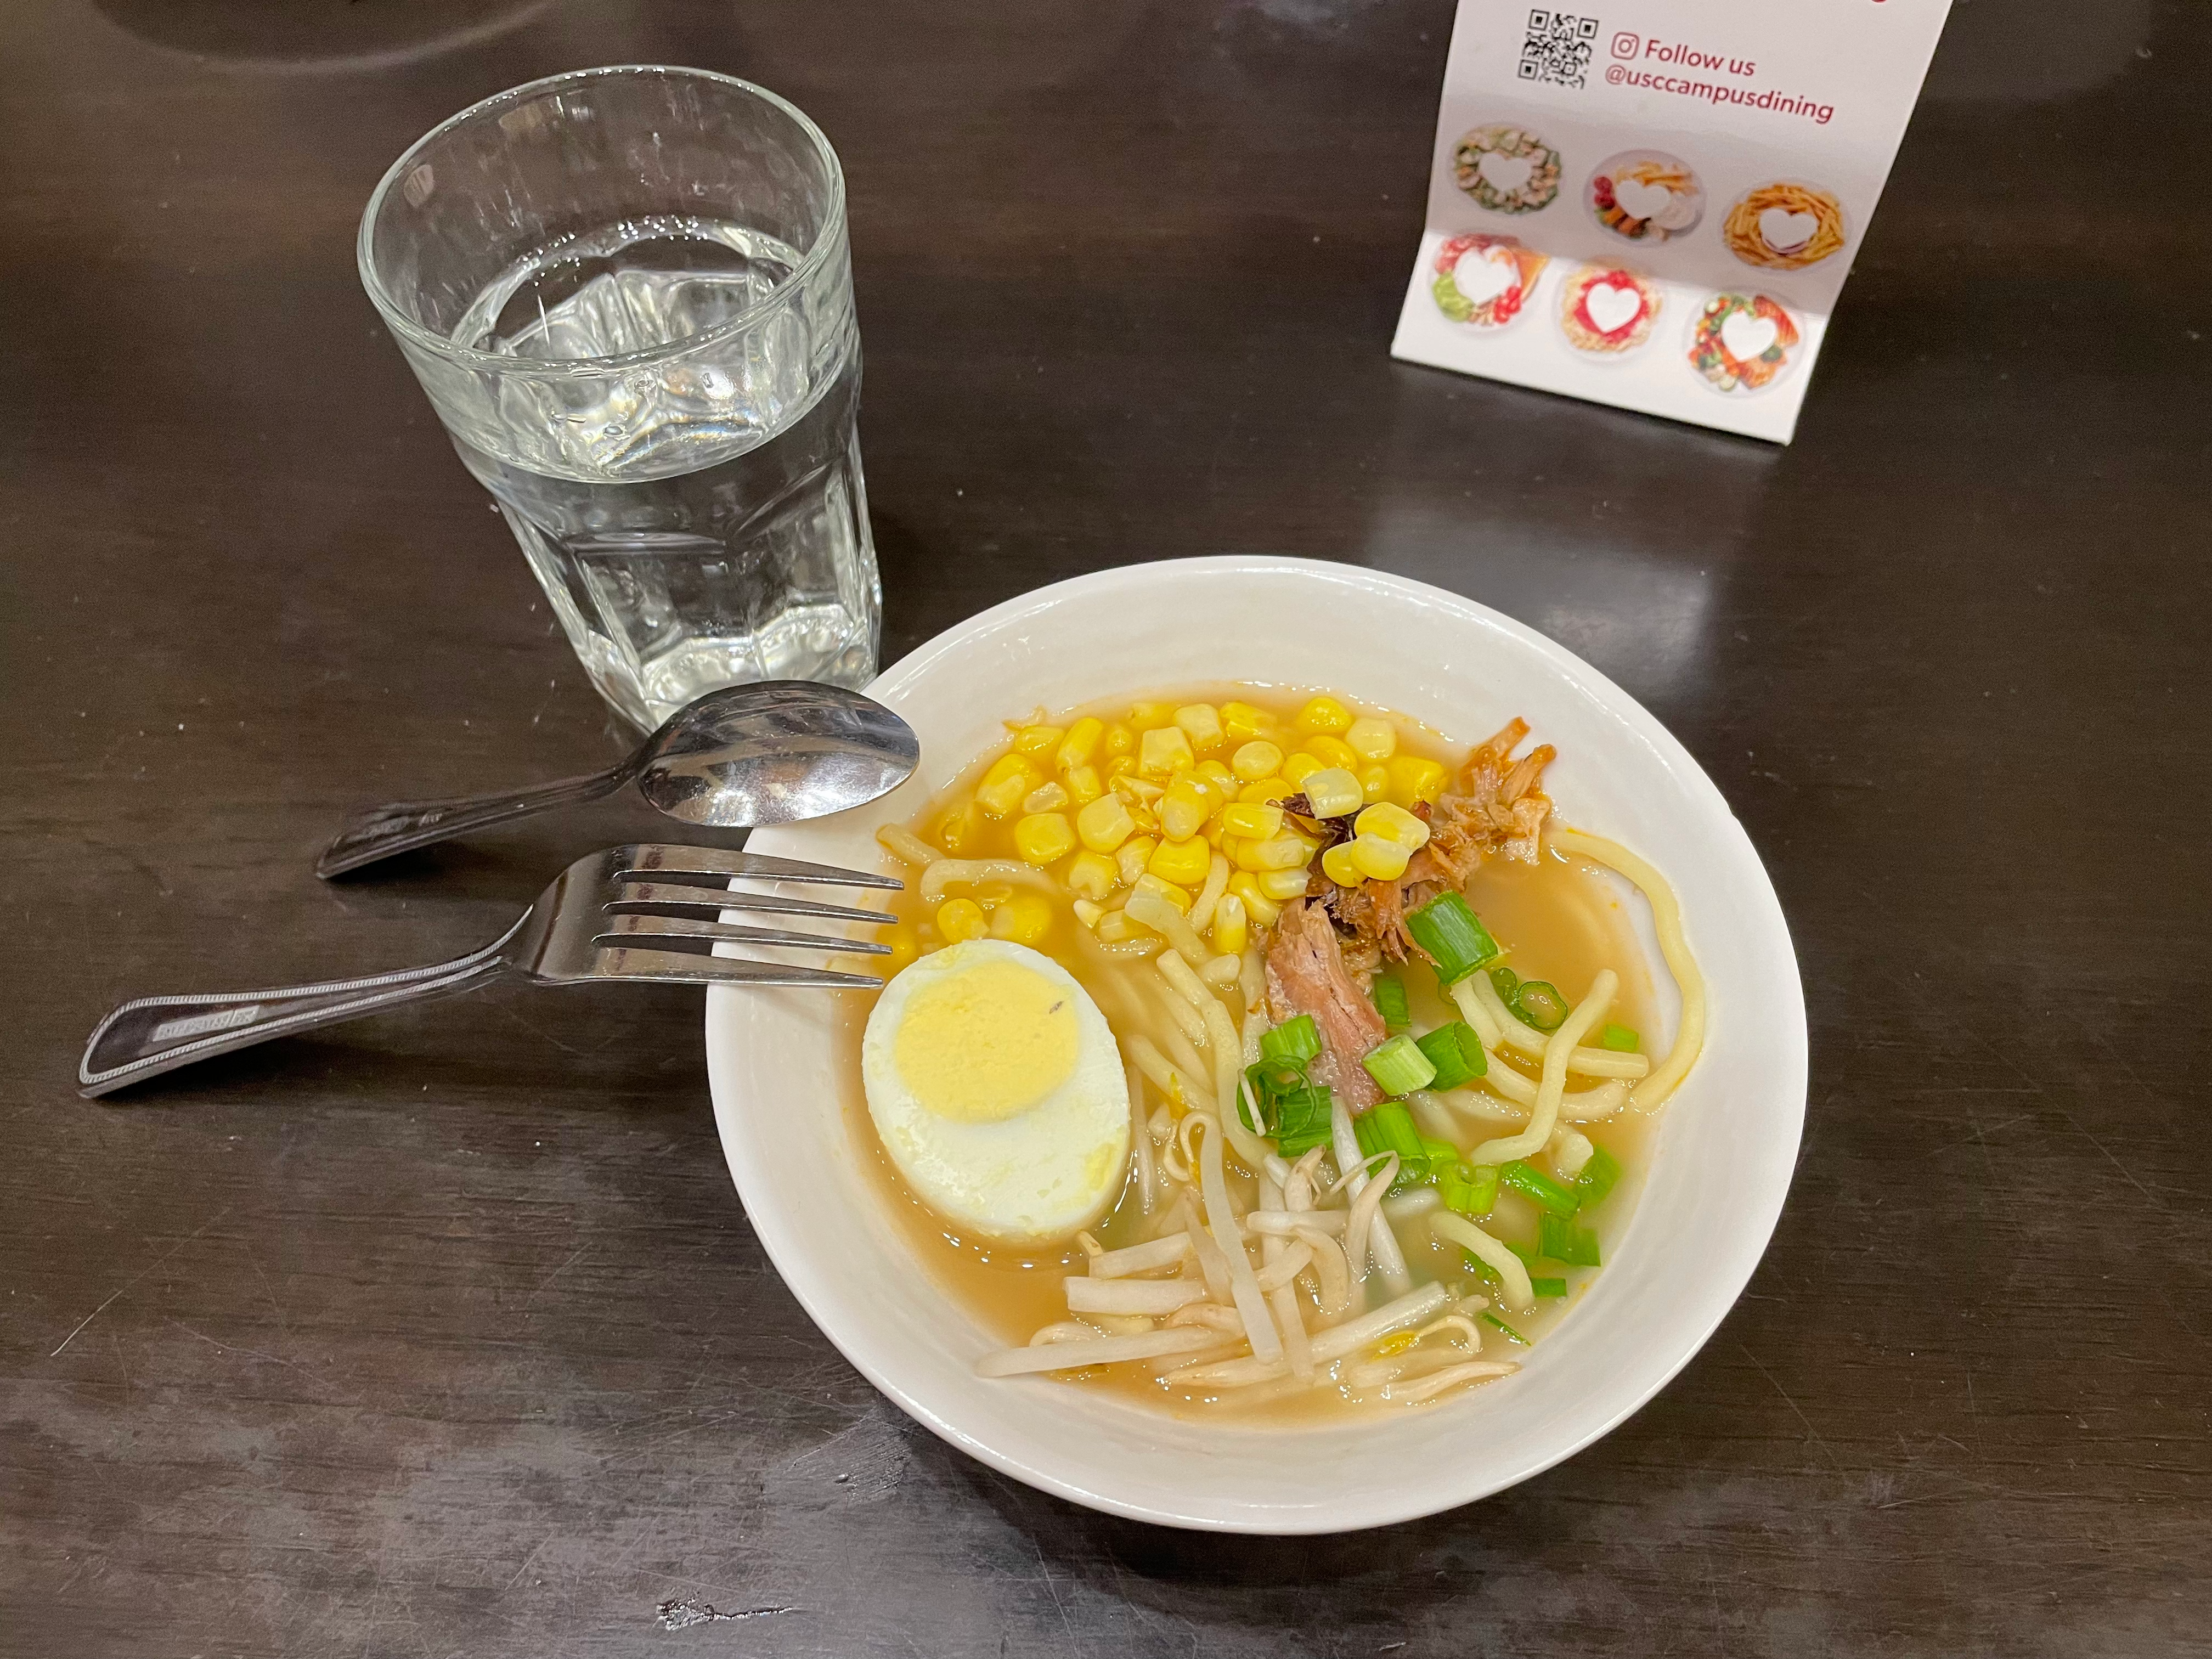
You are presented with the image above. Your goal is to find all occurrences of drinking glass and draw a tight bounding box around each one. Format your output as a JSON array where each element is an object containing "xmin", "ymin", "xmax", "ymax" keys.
[{"xmin": 359, "ymin": 66, "xmax": 880, "ymax": 730}]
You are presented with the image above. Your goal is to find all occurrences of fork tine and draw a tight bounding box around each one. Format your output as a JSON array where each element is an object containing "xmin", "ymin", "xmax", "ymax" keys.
[
  {"xmin": 617, "ymin": 845, "xmax": 902, "ymax": 890},
  {"xmin": 613, "ymin": 881, "xmax": 896, "ymax": 926},
  {"xmin": 592, "ymin": 945, "xmax": 883, "ymax": 990},
  {"xmin": 598, "ymin": 912, "xmax": 892, "ymax": 956}
]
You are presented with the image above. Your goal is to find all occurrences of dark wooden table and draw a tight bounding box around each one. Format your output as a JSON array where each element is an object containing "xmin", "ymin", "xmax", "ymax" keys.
[{"xmin": 4, "ymin": 1, "xmax": 2207, "ymax": 1653}]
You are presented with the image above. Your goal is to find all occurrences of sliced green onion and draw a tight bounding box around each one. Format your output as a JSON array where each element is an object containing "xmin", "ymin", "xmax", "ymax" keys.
[
  {"xmin": 1530, "ymin": 1276, "xmax": 1567, "ymax": 1299},
  {"xmin": 1362, "ymin": 1034, "xmax": 1438, "ymax": 1097},
  {"xmin": 1260, "ymin": 1014, "xmax": 1321, "ymax": 1066},
  {"xmin": 1406, "ymin": 892, "xmax": 1501, "ymax": 984},
  {"xmin": 1500, "ymin": 1160, "xmax": 1581, "ymax": 1216},
  {"xmin": 1600, "ymin": 1022, "xmax": 1640, "ymax": 1053},
  {"xmin": 1510, "ymin": 979, "xmax": 1569, "ymax": 1031},
  {"xmin": 1368, "ymin": 1101, "xmax": 1426, "ymax": 1165},
  {"xmin": 1438, "ymin": 1160, "xmax": 1499, "ymax": 1216},
  {"xmin": 1462, "ymin": 1250, "xmax": 1499, "ymax": 1285},
  {"xmin": 1352, "ymin": 1109, "xmax": 1385, "ymax": 1162},
  {"xmin": 1372, "ymin": 974, "xmax": 1410, "ymax": 1034},
  {"xmin": 1479, "ymin": 1311, "xmax": 1529, "ymax": 1344},
  {"xmin": 1576, "ymin": 1145, "xmax": 1623, "ymax": 1207},
  {"xmin": 1539, "ymin": 1211, "xmax": 1602, "ymax": 1267},
  {"xmin": 1270, "ymin": 1086, "xmax": 1334, "ymax": 1157},
  {"xmin": 1415, "ymin": 1020, "xmax": 1487, "ymax": 1088},
  {"xmin": 1419, "ymin": 1136, "xmax": 1458, "ymax": 1166},
  {"xmin": 1489, "ymin": 964, "xmax": 1520, "ymax": 1000},
  {"xmin": 1248, "ymin": 1059, "xmax": 1306, "ymax": 1097}
]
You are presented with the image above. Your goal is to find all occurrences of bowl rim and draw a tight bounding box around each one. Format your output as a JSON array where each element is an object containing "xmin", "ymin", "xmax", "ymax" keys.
[{"xmin": 706, "ymin": 554, "xmax": 1807, "ymax": 1531}]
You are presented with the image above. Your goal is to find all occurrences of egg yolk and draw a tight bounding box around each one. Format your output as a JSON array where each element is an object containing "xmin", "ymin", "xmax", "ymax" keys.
[{"xmin": 892, "ymin": 959, "xmax": 1079, "ymax": 1124}]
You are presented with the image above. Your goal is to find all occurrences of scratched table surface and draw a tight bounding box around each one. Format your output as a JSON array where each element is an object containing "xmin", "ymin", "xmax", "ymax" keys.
[{"xmin": 3, "ymin": 1, "xmax": 2207, "ymax": 1654}]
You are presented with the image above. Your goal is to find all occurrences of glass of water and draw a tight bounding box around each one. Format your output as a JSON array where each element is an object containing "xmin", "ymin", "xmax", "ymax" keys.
[{"xmin": 358, "ymin": 66, "xmax": 880, "ymax": 730}]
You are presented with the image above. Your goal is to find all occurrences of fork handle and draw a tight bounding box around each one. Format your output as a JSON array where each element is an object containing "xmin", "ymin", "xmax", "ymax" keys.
[
  {"xmin": 317, "ymin": 766, "xmax": 630, "ymax": 878},
  {"xmin": 79, "ymin": 924, "xmax": 522, "ymax": 1098}
]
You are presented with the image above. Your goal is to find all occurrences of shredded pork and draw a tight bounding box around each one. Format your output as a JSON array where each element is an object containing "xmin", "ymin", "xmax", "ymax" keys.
[
  {"xmin": 1263, "ymin": 899, "xmax": 1384, "ymax": 1111},
  {"xmin": 1319, "ymin": 718, "xmax": 1557, "ymax": 970}
]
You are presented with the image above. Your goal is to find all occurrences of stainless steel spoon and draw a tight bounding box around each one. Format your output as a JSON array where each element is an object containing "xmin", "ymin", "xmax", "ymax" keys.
[{"xmin": 317, "ymin": 681, "xmax": 919, "ymax": 878}]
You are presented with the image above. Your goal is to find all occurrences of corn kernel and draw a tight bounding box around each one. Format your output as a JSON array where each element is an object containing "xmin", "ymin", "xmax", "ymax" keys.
[
  {"xmin": 1296, "ymin": 695, "xmax": 1353, "ymax": 735},
  {"xmin": 1281, "ymin": 751, "xmax": 1324, "ymax": 788},
  {"xmin": 1063, "ymin": 764, "xmax": 1104, "ymax": 805},
  {"xmin": 1013, "ymin": 724, "xmax": 1064, "ymax": 757},
  {"xmin": 1385, "ymin": 754, "xmax": 1449, "ymax": 807},
  {"xmin": 1241, "ymin": 832, "xmax": 1310, "ymax": 872},
  {"xmin": 1116, "ymin": 836, "xmax": 1158, "ymax": 885},
  {"xmin": 1220, "ymin": 802, "xmax": 1284, "ymax": 840},
  {"xmin": 1257, "ymin": 866, "xmax": 1313, "ymax": 901},
  {"xmin": 1228, "ymin": 872, "xmax": 1283, "ymax": 927},
  {"xmin": 1360, "ymin": 762, "xmax": 1390, "ymax": 803},
  {"xmin": 936, "ymin": 799, "xmax": 985, "ymax": 854},
  {"xmin": 1138, "ymin": 725, "xmax": 1194, "ymax": 779},
  {"xmin": 1159, "ymin": 778, "xmax": 1209, "ymax": 841},
  {"xmin": 1355, "ymin": 800, "xmax": 1431, "ymax": 851},
  {"xmin": 882, "ymin": 926, "xmax": 919, "ymax": 974},
  {"xmin": 1125, "ymin": 803, "xmax": 1158, "ymax": 835},
  {"xmin": 1076, "ymin": 794, "xmax": 1137, "ymax": 853},
  {"xmin": 935, "ymin": 898, "xmax": 988, "ymax": 943},
  {"xmin": 1057, "ymin": 716, "xmax": 1104, "ymax": 771},
  {"xmin": 1210, "ymin": 894, "xmax": 1248, "ymax": 958},
  {"xmin": 1023, "ymin": 780, "xmax": 1070, "ymax": 813},
  {"xmin": 1014, "ymin": 812, "xmax": 1075, "ymax": 865},
  {"xmin": 1104, "ymin": 754, "xmax": 1136, "ymax": 781},
  {"xmin": 988, "ymin": 891, "xmax": 1054, "ymax": 944},
  {"xmin": 1346, "ymin": 717, "xmax": 1398, "ymax": 761},
  {"xmin": 1348, "ymin": 833, "xmax": 1412, "ymax": 882},
  {"xmin": 1204, "ymin": 820, "xmax": 1227, "ymax": 848},
  {"xmin": 1173, "ymin": 703, "xmax": 1224, "ymax": 754},
  {"xmin": 1301, "ymin": 766, "xmax": 1364, "ymax": 817},
  {"xmin": 1196, "ymin": 758, "xmax": 1237, "ymax": 791},
  {"xmin": 1104, "ymin": 722, "xmax": 1135, "ymax": 757},
  {"xmin": 1321, "ymin": 841, "xmax": 1364, "ymax": 887},
  {"xmin": 1230, "ymin": 740, "xmax": 1284, "ymax": 782},
  {"xmin": 1072, "ymin": 898, "xmax": 1105, "ymax": 928},
  {"xmin": 1148, "ymin": 835, "xmax": 1211, "ymax": 887},
  {"xmin": 1302, "ymin": 733, "xmax": 1359, "ymax": 771},
  {"xmin": 1066, "ymin": 849, "xmax": 1119, "ymax": 901},
  {"xmin": 1127, "ymin": 699, "xmax": 1174, "ymax": 725},
  {"xmin": 1237, "ymin": 776, "xmax": 1293, "ymax": 804},
  {"xmin": 1113, "ymin": 774, "xmax": 1163, "ymax": 803},
  {"xmin": 975, "ymin": 753, "xmax": 1038, "ymax": 817},
  {"xmin": 1135, "ymin": 872, "xmax": 1191, "ymax": 912},
  {"xmin": 1221, "ymin": 701, "xmax": 1275, "ymax": 742}
]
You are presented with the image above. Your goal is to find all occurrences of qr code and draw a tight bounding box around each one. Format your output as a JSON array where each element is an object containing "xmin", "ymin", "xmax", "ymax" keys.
[{"xmin": 1519, "ymin": 9, "xmax": 1598, "ymax": 88}]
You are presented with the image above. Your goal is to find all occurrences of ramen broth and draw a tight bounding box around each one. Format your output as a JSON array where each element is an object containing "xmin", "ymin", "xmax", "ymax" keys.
[{"xmin": 846, "ymin": 686, "xmax": 1683, "ymax": 1413}]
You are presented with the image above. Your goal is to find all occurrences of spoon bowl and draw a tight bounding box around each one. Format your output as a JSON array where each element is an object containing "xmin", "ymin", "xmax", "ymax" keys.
[
  {"xmin": 639, "ymin": 682, "xmax": 922, "ymax": 828},
  {"xmin": 318, "ymin": 681, "xmax": 919, "ymax": 878}
]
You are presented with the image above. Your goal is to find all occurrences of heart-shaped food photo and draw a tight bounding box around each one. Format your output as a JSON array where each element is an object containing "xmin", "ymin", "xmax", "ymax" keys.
[
  {"xmin": 1559, "ymin": 263, "xmax": 1661, "ymax": 356},
  {"xmin": 1688, "ymin": 292, "xmax": 1802, "ymax": 394},
  {"xmin": 1722, "ymin": 182, "xmax": 1846, "ymax": 270},
  {"xmin": 1587, "ymin": 151, "xmax": 1704, "ymax": 243},
  {"xmin": 1451, "ymin": 124, "xmax": 1562, "ymax": 214},
  {"xmin": 1430, "ymin": 233, "xmax": 1550, "ymax": 330}
]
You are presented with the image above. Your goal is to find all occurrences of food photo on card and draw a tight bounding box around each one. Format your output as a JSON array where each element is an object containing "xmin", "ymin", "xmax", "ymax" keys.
[{"xmin": 1390, "ymin": 0, "xmax": 1954, "ymax": 442}]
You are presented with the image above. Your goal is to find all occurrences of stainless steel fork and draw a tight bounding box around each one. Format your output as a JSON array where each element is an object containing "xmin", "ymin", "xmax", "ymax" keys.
[{"xmin": 79, "ymin": 845, "xmax": 900, "ymax": 1098}]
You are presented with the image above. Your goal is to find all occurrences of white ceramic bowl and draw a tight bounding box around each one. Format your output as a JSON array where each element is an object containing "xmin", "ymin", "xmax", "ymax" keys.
[{"xmin": 706, "ymin": 556, "xmax": 1805, "ymax": 1533}]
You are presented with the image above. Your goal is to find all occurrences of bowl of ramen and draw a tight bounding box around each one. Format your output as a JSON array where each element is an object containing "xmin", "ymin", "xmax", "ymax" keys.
[{"xmin": 706, "ymin": 556, "xmax": 1805, "ymax": 1532}]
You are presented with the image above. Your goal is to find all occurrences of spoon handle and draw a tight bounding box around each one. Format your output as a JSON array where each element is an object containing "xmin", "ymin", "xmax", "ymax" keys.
[{"xmin": 317, "ymin": 767, "xmax": 628, "ymax": 878}]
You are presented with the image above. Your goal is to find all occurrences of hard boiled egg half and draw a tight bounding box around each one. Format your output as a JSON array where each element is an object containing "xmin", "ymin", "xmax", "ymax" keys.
[{"xmin": 862, "ymin": 939, "xmax": 1129, "ymax": 1245}]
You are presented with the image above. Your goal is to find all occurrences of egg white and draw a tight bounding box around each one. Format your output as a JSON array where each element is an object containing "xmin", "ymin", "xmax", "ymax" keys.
[{"xmin": 861, "ymin": 939, "xmax": 1130, "ymax": 1246}]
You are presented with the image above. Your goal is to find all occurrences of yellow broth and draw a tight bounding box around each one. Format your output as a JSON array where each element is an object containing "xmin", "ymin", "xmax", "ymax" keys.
[{"xmin": 839, "ymin": 686, "xmax": 1666, "ymax": 1416}]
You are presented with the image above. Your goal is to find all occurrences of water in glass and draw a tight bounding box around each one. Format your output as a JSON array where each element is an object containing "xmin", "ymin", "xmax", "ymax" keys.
[{"xmin": 447, "ymin": 217, "xmax": 875, "ymax": 729}]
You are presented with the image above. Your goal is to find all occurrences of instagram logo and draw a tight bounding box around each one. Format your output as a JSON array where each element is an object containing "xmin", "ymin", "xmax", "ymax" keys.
[{"xmin": 1610, "ymin": 31, "xmax": 1640, "ymax": 58}]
